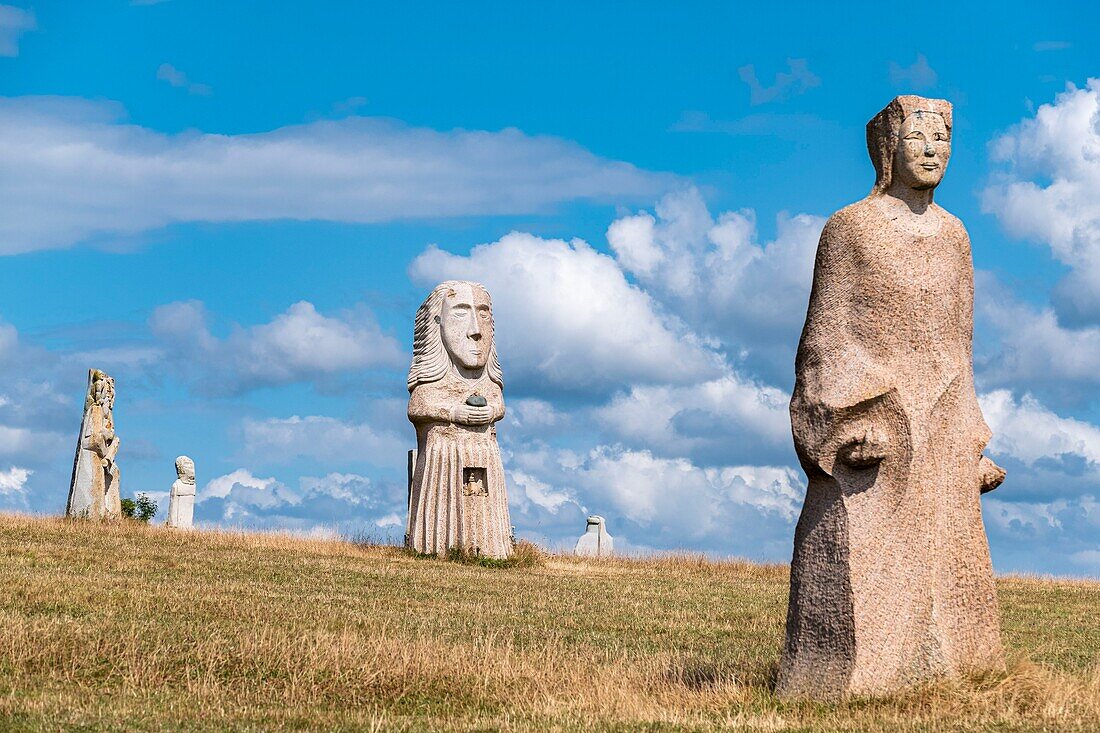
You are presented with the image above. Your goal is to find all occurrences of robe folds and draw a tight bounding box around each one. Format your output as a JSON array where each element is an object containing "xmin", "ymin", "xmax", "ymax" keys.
[
  {"xmin": 407, "ymin": 371, "xmax": 512, "ymax": 559},
  {"xmin": 777, "ymin": 198, "xmax": 1004, "ymax": 698}
]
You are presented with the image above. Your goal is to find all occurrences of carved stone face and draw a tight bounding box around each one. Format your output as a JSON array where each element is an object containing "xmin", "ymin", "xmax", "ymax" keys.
[
  {"xmin": 892, "ymin": 111, "xmax": 950, "ymax": 191},
  {"xmin": 440, "ymin": 282, "xmax": 493, "ymax": 371}
]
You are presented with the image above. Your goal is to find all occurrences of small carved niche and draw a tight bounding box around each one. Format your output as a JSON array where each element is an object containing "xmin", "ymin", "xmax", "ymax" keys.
[{"xmin": 462, "ymin": 467, "xmax": 488, "ymax": 497}]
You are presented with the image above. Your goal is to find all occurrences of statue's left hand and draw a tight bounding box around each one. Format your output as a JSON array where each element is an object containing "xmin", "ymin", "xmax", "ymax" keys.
[{"xmin": 978, "ymin": 455, "xmax": 1005, "ymax": 494}]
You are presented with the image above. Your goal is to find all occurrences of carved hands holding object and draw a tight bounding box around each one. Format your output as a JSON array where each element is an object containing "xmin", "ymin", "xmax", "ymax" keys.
[
  {"xmin": 452, "ymin": 403, "xmax": 494, "ymax": 426},
  {"xmin": 452, "ymin": 394, "xmax": 493, "ymax": 426}
]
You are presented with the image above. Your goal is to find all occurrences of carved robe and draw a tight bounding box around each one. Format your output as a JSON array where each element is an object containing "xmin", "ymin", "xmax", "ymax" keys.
[
  {"xmin": 167, "ymin": 479, "xmax": 196, "ymax": 528},
  {"xmin": 778, "ymin": 199, "xmax": 1004, "ymax": 697},
  {"xmin": 407, "ymin": 371, "xmax": 512, "ymax": 558}
]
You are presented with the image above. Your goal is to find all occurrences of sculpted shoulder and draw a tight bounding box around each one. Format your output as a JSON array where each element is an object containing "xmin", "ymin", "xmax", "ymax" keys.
[
  {"xmin": 817, "ymin": 197, "xmax": 881, "ymax": 255},
  {"xmin": 823, "ymin": 199, "xmax": 874, "ymax": 231}
]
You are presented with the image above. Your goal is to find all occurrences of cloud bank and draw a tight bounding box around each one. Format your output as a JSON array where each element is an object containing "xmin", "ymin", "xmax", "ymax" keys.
[{"xmin": 0, "ymin": 96, "xmax": 675, "ymax": 253}]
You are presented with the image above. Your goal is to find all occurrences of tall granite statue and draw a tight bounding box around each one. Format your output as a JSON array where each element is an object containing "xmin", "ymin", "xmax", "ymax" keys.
[
  {"xmin": 406, "ymin": 280, "xmax": 513, "ymax": 558},
  {"xmin": 167, "ymin": 456, "xmax": 196, "ymax": 529},
  {"xmin": 67, "ymin": 369, "xmax": 122, "ymax": 519},
  {"xmin": 777, "ymin": 96, "xmax": 1006, "ymax": 698}
]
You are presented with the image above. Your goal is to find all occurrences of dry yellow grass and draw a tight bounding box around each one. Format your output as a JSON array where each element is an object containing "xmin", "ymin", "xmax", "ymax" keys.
[{"xmin": 0, "ymin": 513, "xmax": 1095, "ymax": 732}]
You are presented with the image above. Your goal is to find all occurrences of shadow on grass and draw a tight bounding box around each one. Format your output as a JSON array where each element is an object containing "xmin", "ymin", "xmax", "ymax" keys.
[{"xmin": 405, "ymin": 541, "xmax": 544, "ymax": 569}]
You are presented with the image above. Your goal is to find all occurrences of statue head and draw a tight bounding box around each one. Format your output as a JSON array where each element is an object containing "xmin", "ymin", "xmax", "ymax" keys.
[
  {"xmin": 408, "ymin": 280, "xmax": 504, "ymax": 391},
  {"xmin": 89, "ymin": 369, "xmax": 115, "ymax": 411},
  {"xmin": 175, "ymin": 455, "xmax": 195, "ymax": 483},
  {"xmin": 867, "ymin": 95, "xmax": 952, "ymax": 195}
]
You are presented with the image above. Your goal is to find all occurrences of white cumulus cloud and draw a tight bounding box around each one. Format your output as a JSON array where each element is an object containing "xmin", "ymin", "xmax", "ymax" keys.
[
  {"xmin": 409, "ymin": 230, "xmax": 725, "ymax": 394},
  {"xmin": 197, "ymin": 470, "xmax": 403, "ymax": 536},
  {"xmin": 594, "ymin": 375, "xmax": 791, "ymax": 465},
  {"xmin": 982, "ymin": 79, "xmax": 1100, "ymax": 324},
  {"xmin": 241, "ymin": 415, "xmax": 406, "ymax": 467},
  {"xmin": 150, "ymin": 300, "xmax": 403, "ymax": 394},
  {"xmin": 982, "ymin": 390, "xmax": 1100, "ymax": 466},
  {"xmin": 607, "ymin": 188, "xmax": 824, "ymax": 375},
  {"xmin": 0, "ymin": 465, "xmax": 30, "ymax": 493},
  {"xmin": 0, "ymin": 96, "xmax": 675, "ymax": 253},
  {"xmin": 976, "ymin": 276, "xmax": 1100, "ymax": 398}
]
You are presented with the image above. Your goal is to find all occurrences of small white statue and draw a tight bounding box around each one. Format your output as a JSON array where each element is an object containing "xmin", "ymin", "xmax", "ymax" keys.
[
  {"xmin": 166, "ymin": 455, "xmax": 196, "ymax": 529},
  {"xmin": 574, "ymin": 515, "xmax": 613, "ymax": 557}
]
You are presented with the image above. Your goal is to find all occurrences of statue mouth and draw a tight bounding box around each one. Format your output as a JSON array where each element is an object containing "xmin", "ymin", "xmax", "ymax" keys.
[{"xmin": 921, "ymin": 163, "xmax": 939, "ymax": 170}]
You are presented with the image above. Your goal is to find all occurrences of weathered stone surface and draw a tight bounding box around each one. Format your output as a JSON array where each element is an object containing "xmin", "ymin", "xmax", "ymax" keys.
[
  {"xmin": 67, "ymin": 369, "xmax": 122, "ymax": 520},
  {"xmin": 574, "ymin": 515, "xmax": 613, "ymax": 557},
  {"xmin": 167, "ymin": 455, "xmax": 196, "ymax": 529},
  {"xmin": 778, "ymin": 96, "xmax": 1007, "ymax": 695},
  {"xmin": 777, "ymin": 96, "xmax": 1006, "ymax": 699},
  {"xmin": 406, "ymin": 281, "xmax": 513, "ymax": 558}
]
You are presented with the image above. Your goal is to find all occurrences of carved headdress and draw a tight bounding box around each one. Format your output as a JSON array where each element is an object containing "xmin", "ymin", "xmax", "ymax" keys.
[
  {"xmin": 867, "ymin": 95, "xmax": 953, "ymax": 194},
  {"xmin": 407, "ymin": 280, "xmax": 504, "ymax": 392}
]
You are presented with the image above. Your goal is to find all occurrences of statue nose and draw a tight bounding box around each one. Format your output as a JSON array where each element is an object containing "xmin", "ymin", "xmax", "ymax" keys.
[{"xmin": 924, "ymin": 143, "xmax": 935, "ymax": 156}]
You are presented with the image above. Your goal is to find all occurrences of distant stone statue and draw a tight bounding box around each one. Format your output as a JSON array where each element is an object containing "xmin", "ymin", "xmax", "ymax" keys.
[
  {"xmin": 167, "ymin": 456, "xmax": 196, "ymax": 529},
  {"xmin": 778, "ymin": 96, "xmax": 1006, "ymax": 698},
  {"xmin": 67, "ymin": 369, "xmax": 122, "ymax": 519},
  {"xmin": 406, "ymin": 281, "xmax": 513, "ymax": 558},
  {"xmin": 574, "ymin": 515, "xmax": 613, "ymax": 557}
]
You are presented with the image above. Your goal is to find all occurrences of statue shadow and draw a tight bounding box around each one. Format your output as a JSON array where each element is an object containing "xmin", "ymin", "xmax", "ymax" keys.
[
  {"xmin": 835, "ymin": 463, "xmax": 882, "ymax": 497},
  {"xmin": 665, "ymin": 657, "xmax": 775, "ymax": 692}
]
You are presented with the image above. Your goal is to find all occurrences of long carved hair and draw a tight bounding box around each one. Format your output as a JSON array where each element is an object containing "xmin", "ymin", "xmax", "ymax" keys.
[
  {"xmin": 407, "ymin": 280, "xmax": 504, "ymax": 392},
  {"xmin": 867, "ymin": 95, "xmax": 952, "ymax": 195}
]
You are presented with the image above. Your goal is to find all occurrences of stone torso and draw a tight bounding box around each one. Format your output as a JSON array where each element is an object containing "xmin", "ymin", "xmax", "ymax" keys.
[{"xmin": 817, "ymin": 199, "xmax": 973, "ymax": 419}]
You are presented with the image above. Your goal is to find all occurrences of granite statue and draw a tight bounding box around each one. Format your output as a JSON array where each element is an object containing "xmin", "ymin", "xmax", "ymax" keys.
[
  {"xmin": 574, "ymin": 515, "xmax": 614, "ymax": 557},
  {"xmin": 406, "ymin": 281, "xmax": 513, "ymax": 558},
  {"xmin": 167, "ymin": 455, "xmax": 196, "ymax": 529},
  {"xmin": 67, "ymin": 369, "xmax": 122, "ymax": 520},
  {"xmin": 777, "ymin": 96, "xmax": 1006, "ymax": 698}
]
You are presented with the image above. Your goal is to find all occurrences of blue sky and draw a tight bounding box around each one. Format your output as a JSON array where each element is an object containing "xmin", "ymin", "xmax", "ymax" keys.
[{"xmin": 1, "ymin": 1, "xmax": 1098, "ymax": 575}]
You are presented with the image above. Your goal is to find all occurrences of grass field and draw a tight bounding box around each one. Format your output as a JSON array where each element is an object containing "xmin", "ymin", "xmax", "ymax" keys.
[{"xmin": 0, "ymin": 514, "xmax": 1096, "ymax": 732}]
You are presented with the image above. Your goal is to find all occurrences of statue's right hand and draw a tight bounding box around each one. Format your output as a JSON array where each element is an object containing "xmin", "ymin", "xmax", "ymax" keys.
[
  {"xmin": 452, "ymin": 404, "xmax": 493, "ymax": 426},
  {"xmin": 838, "ymin": 426, "xmax": 889, "ymax": 468}
]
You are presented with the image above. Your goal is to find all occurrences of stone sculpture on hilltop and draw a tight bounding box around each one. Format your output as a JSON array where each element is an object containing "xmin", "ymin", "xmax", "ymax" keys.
[
  {"xmin": 67, "ymin": 369, "xmax": 122, "ymax": 520},
  {"xmin": 777, "ymin": 96, "xmax": 1006, "ymax": 698},
  {"xmin": 167, "ymin": 456, "xmax": 196, "ymax": 529},
  {"xmin": 574, "ymin": 515, "xmax": 614, "ymax": 557},
  {"xmin": 406, "ymin": 281, "xmax": 513, "ymax": 558}
]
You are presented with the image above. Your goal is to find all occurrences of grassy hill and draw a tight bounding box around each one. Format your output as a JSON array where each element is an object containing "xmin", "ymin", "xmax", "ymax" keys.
[{"xmin": 0, "ymin": 514, "xmax": 1096, "ymax": 732}]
